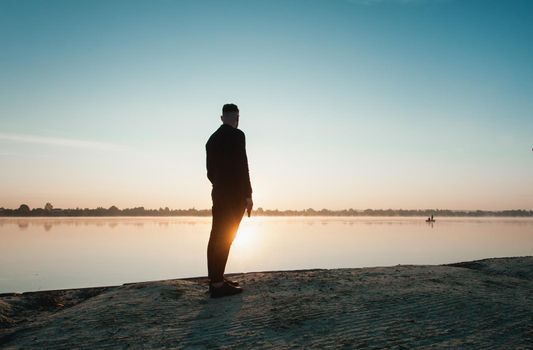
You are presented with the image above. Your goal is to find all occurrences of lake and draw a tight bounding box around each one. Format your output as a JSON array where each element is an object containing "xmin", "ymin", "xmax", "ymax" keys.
[{"xmin": 1, "ymin": 216, "xmax": 532, "ymax": 293}]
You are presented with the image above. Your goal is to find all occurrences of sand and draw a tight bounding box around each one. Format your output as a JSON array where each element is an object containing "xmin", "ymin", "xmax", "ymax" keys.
[{"xmin": 1, "ymin": 257, "xmax": 532, "ymax": 349}]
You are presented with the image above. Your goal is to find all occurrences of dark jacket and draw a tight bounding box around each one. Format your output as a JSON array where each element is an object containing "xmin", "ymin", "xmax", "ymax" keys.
[{"xmin": 206, "ymin": 124, "xmax": 252, "ymax": 199}]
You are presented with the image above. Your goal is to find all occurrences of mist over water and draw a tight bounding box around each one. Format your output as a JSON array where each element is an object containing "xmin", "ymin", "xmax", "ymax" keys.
[{"xmin": 1, "ymin": 217, "xmax": 532, "ymax": 293}]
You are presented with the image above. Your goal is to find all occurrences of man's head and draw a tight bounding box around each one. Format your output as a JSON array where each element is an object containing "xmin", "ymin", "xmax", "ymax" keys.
[{"xmin": 221, "ymin": 103, "xmax": 239, "ymax": 128}]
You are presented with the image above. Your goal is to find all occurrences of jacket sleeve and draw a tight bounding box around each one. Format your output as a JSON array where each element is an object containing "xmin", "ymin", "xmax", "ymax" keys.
[
  {"xmin": 239, "ymin": 132, "xmax": 253, "ymax": 198},
  {"xmin": 206, "ymin": 141, "xmax": 215, "ymax": 185}
]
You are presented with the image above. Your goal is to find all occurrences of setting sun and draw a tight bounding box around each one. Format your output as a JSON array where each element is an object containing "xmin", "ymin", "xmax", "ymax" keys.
[{"xmin": 232, "ymin": 219, "xmax": 257, "ymax": 251}]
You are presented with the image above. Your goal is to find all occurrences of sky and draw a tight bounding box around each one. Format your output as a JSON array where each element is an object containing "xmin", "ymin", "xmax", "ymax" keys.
[{"xmin": 1, "ymin": 0, "xmax": 532, "ymax": 211}]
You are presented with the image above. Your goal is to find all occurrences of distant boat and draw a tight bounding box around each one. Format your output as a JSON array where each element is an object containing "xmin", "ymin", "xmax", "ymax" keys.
[{"xmin": 425, "ymin": 218, "xmax": 435, "ymax": 223}]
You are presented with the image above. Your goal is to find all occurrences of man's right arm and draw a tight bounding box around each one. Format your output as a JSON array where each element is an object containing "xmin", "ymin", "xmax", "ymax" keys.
[{"xmin": 206, "ymin": 141, "xmax": 215, "ymax": 184}]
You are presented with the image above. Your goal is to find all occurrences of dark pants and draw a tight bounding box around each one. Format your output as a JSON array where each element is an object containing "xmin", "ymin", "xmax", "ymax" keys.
[{"xmin": 207, "ymin": 192, "xmax": 245, "ymax": 283}]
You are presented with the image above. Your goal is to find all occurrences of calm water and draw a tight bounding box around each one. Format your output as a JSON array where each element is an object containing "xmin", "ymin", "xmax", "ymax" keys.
[{"xmin": 1, "ymin": 216, "xmax": 532, "ymax": 293}]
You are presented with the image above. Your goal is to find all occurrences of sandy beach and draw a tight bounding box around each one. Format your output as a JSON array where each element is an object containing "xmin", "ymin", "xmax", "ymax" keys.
[{"xmin": 1, "ymin": 256, "xmax": 532, "ymax": 349}]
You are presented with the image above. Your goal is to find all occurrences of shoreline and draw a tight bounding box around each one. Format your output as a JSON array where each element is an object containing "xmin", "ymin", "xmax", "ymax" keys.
[
  {"xmin": 1, "ymin": 256, "xmax": 532, "ymax": 348},
  {"xmin": 2, "ymin": 214, "xmax": 533, "ymax": 218}
]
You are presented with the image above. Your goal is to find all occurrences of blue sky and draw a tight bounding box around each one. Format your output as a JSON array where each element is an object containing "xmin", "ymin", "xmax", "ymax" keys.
[{"xmin": 1, "ymin": 0, "xmax": 532, "ymax": 210}]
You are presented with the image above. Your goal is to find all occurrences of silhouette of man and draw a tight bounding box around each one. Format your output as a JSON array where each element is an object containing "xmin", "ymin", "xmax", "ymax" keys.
[{"xmin": 206, "ymin": 103, "xmax": 253, "ymax": 298}]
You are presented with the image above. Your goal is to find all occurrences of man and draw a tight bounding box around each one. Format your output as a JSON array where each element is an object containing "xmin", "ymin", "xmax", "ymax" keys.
[{"xmin": 206, "ymin": 103, "xmax": 253, "ymax": 298}]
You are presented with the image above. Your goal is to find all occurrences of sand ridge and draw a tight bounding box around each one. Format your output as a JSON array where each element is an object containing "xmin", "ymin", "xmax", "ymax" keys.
[{"xmin": 1, "ymin": 257, "xmax": 532, "ymax": 349}]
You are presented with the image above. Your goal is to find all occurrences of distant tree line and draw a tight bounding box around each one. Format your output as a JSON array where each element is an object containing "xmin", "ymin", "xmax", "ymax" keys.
[
  {"xmin": 0, "ymin": 203, "xmax": 211, "ymax": 217},
  {"xmin": 1, "ymin": 203, "xmax": 532, "ymax": 217}
]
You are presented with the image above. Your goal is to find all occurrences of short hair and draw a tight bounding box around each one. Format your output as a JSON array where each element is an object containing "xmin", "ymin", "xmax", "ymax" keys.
[{"xmin": 222, "ymin": 104, "xmax": 239, "ymax": 114}]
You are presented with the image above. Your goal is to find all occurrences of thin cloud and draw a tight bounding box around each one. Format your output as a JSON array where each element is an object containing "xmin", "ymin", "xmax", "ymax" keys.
[{"xmin": 0, "ymin": 132, "xmax": 124, "ymax": 151}]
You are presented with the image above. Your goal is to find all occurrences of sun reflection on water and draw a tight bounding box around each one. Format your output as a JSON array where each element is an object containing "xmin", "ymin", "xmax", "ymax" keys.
[{"xmin": 232, "ymin": 219, "xmax": 257, "ymax": 251}]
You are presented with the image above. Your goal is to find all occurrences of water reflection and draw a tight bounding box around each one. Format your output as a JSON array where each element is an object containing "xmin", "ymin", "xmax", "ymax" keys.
[
  {"xmin": 0, "ymin": 217, "xmax": 532, "ymax": 293},
  {"xmin": 17, "ymin": 222, "xmax": 29, "ymax": 229},
  {"xmin": 0, "ymin": 217, "xmax": 208, "ymax": 229},
  {"xmin": 5, "ymin": 216, "xmax": 529, "ymax": 228}
]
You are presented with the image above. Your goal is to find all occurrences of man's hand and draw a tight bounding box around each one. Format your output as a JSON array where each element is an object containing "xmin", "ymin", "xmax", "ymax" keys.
[{"xmin": 245, "ymin": 198, "xmax": 253, "ymax": 217}]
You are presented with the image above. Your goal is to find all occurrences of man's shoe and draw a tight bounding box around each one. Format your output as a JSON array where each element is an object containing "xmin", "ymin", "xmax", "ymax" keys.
[
  {"xmin": 210, "ymin": 281, "xmax": 243, "ymax": 298},
  {"xmin": 207, "ymin": 279, "xmax": 240, "ymax": 293},
  {"xmin": 224, "ymin": 278, "xmax": 239, "ymax": 287}
]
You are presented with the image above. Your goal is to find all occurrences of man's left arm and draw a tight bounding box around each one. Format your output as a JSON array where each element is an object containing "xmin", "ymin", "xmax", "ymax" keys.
[{"xmin": 239, "ymin": 132, "xmax": 253, "ymax": 216}]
